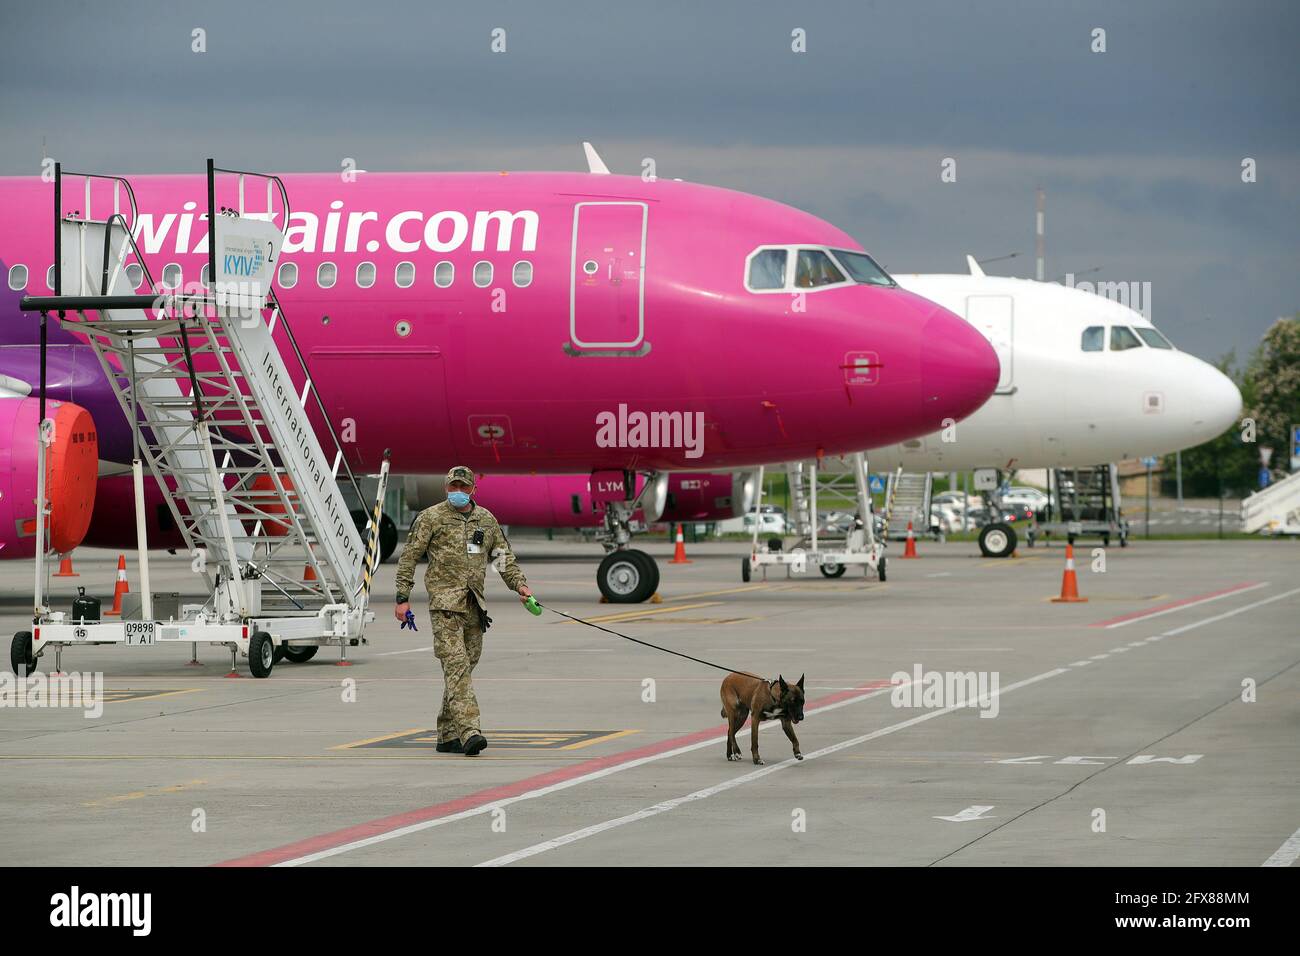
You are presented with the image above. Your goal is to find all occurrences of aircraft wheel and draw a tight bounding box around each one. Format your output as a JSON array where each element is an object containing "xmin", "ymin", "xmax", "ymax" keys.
[
  {"xmin": 283, "ymin": 646, "xmax": 319, "ymax": 664},
  {"xmin": 597, "ymin": 550, "xmax": 656, "ymax": 604},
  {"xmin": 352, "ymin": 510, "xmax": 399, "ymax": 563},
  {"xmin": 741, "ymin": 557, "xmax": 751, "ymax": 582},
  {"xmin": 819, "ymin": 562, "xmax": 846, "ymax": 578},
  {"xmin": 249, "ymin": 632, "xmax": 275, "ymax": 679},
  {"xmin": 978, "ymin": 523, "xmax": 1017, "ymax": 558},
  {"xmin": 877, "ymin": 556, "xmax": 887, "ymax": 582},
  {"xmin": 11, "ymin": 631, "xmax": 36, "ymax": 676}
]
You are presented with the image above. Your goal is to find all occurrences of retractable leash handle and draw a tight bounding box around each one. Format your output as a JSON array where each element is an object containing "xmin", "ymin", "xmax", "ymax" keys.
[
  {"xmin": 524, "ymin": 595, "xmax": 543, "ymax": 616},
  {"xmin": 401, "ymin": 609, "xmax": 419, "ymax": 631}
]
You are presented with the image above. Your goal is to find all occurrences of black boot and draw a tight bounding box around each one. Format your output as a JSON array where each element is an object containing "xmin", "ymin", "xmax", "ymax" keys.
[
  {"xmin": 462, "ymin": 734, "xmax": 488, "ymax": 756},
  {"xmin": 435, "ymin": 739, "xmax": 463, "ymax": 753}
]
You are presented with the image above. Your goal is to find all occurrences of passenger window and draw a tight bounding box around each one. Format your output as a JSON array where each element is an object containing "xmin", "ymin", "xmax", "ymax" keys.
[
  {"xmin": 794, "ymin": 249, "xmax": 845, "ymax": 288},
  {"xmin": 162, "ymin": 263, "xmax": 182, "ymax": 290},
  {"xmin": 1135, "ymin": 327, "xmax": 1173, "ymax": 349},
  {"xmin": 7, "ymin": 264, "xmax": 27, "ymax": 291},
  {"xmin": 473, "ymin": 261, "xmax": 493, "ymax": 288},
  {"xmin": 1110, "ymin": 326, "xmax": 1143, "ymax": 351},
  {"xmin": 747, "ymin": 249, "xmax": 787, "ymax": 290},
  {"xmin": 46, "ymin": 265, "xmax": 55, "ymax": 290},
  {"xmin": 434, "ymin": 261, "xmax": 454, "ymax": 288},
  {"xmin": 1081, "ymin": 326, "xmax": 1104, "ymax": 352},
  {"xmin": 317, "ymin": 262, "xmax": 337, "ymax": 289},
  {"xmin": 356, "ymin": 262, "xmax": 376, "ymax": 289},
  {"xmin": 395, "ymin": 261, "xmax": 415, "ymax": 288},
  {"xmin": 277, "ymin": 261, "xmax": 298, "ymax": 289},
  {"xmin": 125, "ymin": 262, "xmax": 144, "ymax": 290},
  {"xmin": 200, "ymin": 263, "xmax": 210, "ymax": 288},
  {"xmin": 512, "ymin": 261, "xmax": 533, "ymax": 288}
]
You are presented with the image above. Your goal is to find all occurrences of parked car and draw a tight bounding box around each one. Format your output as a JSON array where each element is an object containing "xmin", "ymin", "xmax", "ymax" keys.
[
  {"xmin": 999, "ymin": 487, "xmax": 1049, "ymax": 511},
  {"xmin": 742, "ymin": 505, "xmax": 787, "ymax": 535}
]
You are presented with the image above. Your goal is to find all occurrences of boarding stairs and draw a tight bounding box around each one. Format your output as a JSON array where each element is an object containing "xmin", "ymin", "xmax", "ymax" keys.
[
  {"xmin": 1030, "ymin": 464, "xmax": 1126, "ymax": 546},
  {"xmin": 744, "ymin": 454, "xmax": 886, "ymax": 581},
  {"xmin": 18, "ymin": 163, "xmax": 382, "ymax": 676},
  {"xmin": 884, "ymin": 471, "xmax": 932, "ymax": 539},
  {"xmin": 1241, "ymin": 471, "xmax": 1300, "ymax": 535}
]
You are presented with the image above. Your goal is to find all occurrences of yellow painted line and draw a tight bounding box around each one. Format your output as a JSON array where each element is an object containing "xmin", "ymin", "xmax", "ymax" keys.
[
  {"xmin": 561, "ymin": 729, "xmax": 640, "ymax": 751},
  {"xmin": 330, "ymin": 727, "xmax": 427, "ymax": 751},
  {"xmin": 664, "ymin": 583, "xmax": 777, "ymax": 602},
  {"xmin": 103, "ymin": 688, "xmax": 202, "ymax": 704},
  {"xmin": 82, "ymin": 778, "xmax": 206, "ymax": 808},
  {"xmin": 561, "ymin": 602, "xmax": 721, "ymax": 625}
]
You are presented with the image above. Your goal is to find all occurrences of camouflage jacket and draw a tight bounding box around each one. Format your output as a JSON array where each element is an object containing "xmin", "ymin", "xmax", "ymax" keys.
[{"xmin": 394, "ymin": 501, "xmax": 527, "ymax": 612}]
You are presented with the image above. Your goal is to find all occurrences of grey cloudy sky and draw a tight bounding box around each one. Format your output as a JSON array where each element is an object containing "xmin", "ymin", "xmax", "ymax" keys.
[{"xmin": 2, "ymin": 0, "xmax": 1296, "ymax": 362}]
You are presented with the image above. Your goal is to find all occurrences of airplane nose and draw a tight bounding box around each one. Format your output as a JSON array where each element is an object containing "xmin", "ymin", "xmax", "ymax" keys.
[
  {"xmin": 1187, "ymin": 357, "xmax": 1242, "ymax": 442},
  {"xmin": 920, "ymin": 307, "xmax": 1001, "ymax": 422}
]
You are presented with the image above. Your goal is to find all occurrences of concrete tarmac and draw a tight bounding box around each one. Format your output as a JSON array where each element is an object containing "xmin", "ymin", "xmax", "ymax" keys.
[{"xmin": 1, "ymin": 536, "xmax": 1296, "ymax": 867}]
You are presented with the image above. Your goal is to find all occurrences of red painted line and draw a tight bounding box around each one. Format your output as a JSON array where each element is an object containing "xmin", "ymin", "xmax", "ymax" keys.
[
  {"xmin": 1088, "ymin": 582, "xmax": 1263, "ymax": 629},
  {"xmin": 214, "ymin": 679, "xmax": 892, "ymax": 867}
]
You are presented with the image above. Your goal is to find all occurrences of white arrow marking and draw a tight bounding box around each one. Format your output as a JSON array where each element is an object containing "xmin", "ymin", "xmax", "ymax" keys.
[{"xmin": 935, "ymin": 805, "xmax": 996, "ymax": 822}]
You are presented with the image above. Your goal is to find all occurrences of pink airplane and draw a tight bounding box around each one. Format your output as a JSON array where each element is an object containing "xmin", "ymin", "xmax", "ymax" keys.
[{"xmin": 0, "ymin": 155, "xmax": 999, "ymax": 598}]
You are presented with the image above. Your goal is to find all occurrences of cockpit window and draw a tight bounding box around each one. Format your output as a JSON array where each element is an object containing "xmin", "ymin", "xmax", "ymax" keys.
[
  {"xmin": 1135, "ymin": 327, "xmax": 1173, "ymax": 349},
  {"xmin": 830, "ymin": 250, "xmax": 894, "ymax": 287},
  {"xmin": 747, "ymin": 249, "xmax": 787, "ymax": 290},
  {"xmin": 1081, "ymin": 326, "xmax": 1104, "ymax": 352},
  {"xmin": 1110, "ymin": 326, "xmax": 1143, "ymax": 351},
  {"xmin": 795, "ymin": 249, "xmax": 845, "ymax": 288}
]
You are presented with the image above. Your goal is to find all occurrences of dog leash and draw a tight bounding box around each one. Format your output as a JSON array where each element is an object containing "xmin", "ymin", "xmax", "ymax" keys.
[{"xmin": 535, "ymin": 600, "xmax": 764, "ymax": 682}]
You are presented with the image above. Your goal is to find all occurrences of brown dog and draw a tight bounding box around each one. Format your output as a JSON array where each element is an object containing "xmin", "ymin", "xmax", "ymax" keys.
[{"xmin": 720, "ymin": 672, "xmax": 806, "ymax": 765}]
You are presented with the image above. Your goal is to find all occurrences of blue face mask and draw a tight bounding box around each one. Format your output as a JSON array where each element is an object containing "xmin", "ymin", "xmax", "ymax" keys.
[{"xmin": 447, "ymin": 491, "xmax": 472, "ymax": 508}]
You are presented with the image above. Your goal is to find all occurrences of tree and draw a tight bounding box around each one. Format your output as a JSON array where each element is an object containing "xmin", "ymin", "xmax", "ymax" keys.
[{"xmin": 1245, "ymin": 315, "xmax": 1300, "ymax": 465}]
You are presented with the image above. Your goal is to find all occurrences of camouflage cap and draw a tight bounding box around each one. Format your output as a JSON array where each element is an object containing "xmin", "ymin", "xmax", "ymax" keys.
[{"xmin": 444, "ymin": 465, "xmax": 476, "ymax": 487}]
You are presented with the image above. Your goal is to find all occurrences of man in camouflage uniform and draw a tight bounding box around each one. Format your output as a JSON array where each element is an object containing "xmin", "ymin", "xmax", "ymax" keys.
[{"xmin": 394, "ymin": 466, "xmax": 532, "ymax": 756}]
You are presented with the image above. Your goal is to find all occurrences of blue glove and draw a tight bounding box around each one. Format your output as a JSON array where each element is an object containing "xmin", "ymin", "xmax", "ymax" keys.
[{"xmin": 400, "ymin": 609, "xmax": 418, "ymax": 631}]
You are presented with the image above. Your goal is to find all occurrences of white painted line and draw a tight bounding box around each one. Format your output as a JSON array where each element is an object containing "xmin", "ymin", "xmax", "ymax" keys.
[
  {"xmin": 1127, "ymin": 641, "xmax": 1147, "ymax": 648},
  {"xmin": 1263, "ymin": 826, "xmax": 1300, "ymax": 867},
  {"xmin": 1103, "ymin": 582, "xmax": 1269, "ymax": 629},
  {"xmin": 374, "ymin": 646, "xmax": 434, "ymax": 657},
  {"xmin": 1161, "ymin": 586, "xmax": 1300, "ymax": 636},
  {"xmin": 1110, "ymin": 647, "xmax": 1131, "ymax": 654},
  {"xmin": 1070, "ymin": 660, "xmax": 1092, "ymax": 667},
  {"xmin": 274, "ymin": 682, "xmax": 899, "ymax": 866},
  {"xmin": 1089, "ymin": 654, "xmax": 1110, "ymax": 660},
  {"xmin": 934, "ymin": 805, "xmax": 996, "ymax": 822},
  {"xmin": 475, "ymin": 668, "xmax": 1067, "ymax": 867}
]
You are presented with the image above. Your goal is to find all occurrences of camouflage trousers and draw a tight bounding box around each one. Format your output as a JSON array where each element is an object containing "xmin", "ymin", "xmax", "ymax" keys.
[{"xmin": 431, "ymin": 609, "xmax": 485, "ymax": 745}]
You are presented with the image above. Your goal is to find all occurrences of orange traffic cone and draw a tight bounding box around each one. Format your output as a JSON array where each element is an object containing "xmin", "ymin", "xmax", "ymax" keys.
[
  {"xmin": 902, "ymin": 521, "xmax": 919, "ymax": 558},
  {"xmin": 104, "ymin": 554, "xmax": 129, "ymax": 616},
  {"xmin": 54, "ymin": 553, "xmax": 79, "ymax": 577},
  {"xmin": 1051, "ymin": 544, "xmax": 1088, "ymax": 603},
  {"xmin": 670, "ymin": 523, "xmax": 692, "ymax": 564},
  {"xmin": 303, "ymin": 562, "xmax": 317, "ymax": 582}
]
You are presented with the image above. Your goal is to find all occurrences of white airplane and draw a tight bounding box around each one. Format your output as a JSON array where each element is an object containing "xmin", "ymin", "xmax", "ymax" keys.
[{"xmin": 852, "ymin": 257, "xmax": 1242, "ymax": 554}]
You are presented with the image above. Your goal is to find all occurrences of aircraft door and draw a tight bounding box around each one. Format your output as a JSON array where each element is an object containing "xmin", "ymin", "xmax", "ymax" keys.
[
  {"xmin": 569, "ymin": 201, "xmax": 647, "ymax": 352},
  {"xmin": 965, "ymin": 295, "xmax": 1014, "ymax": 393}
]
